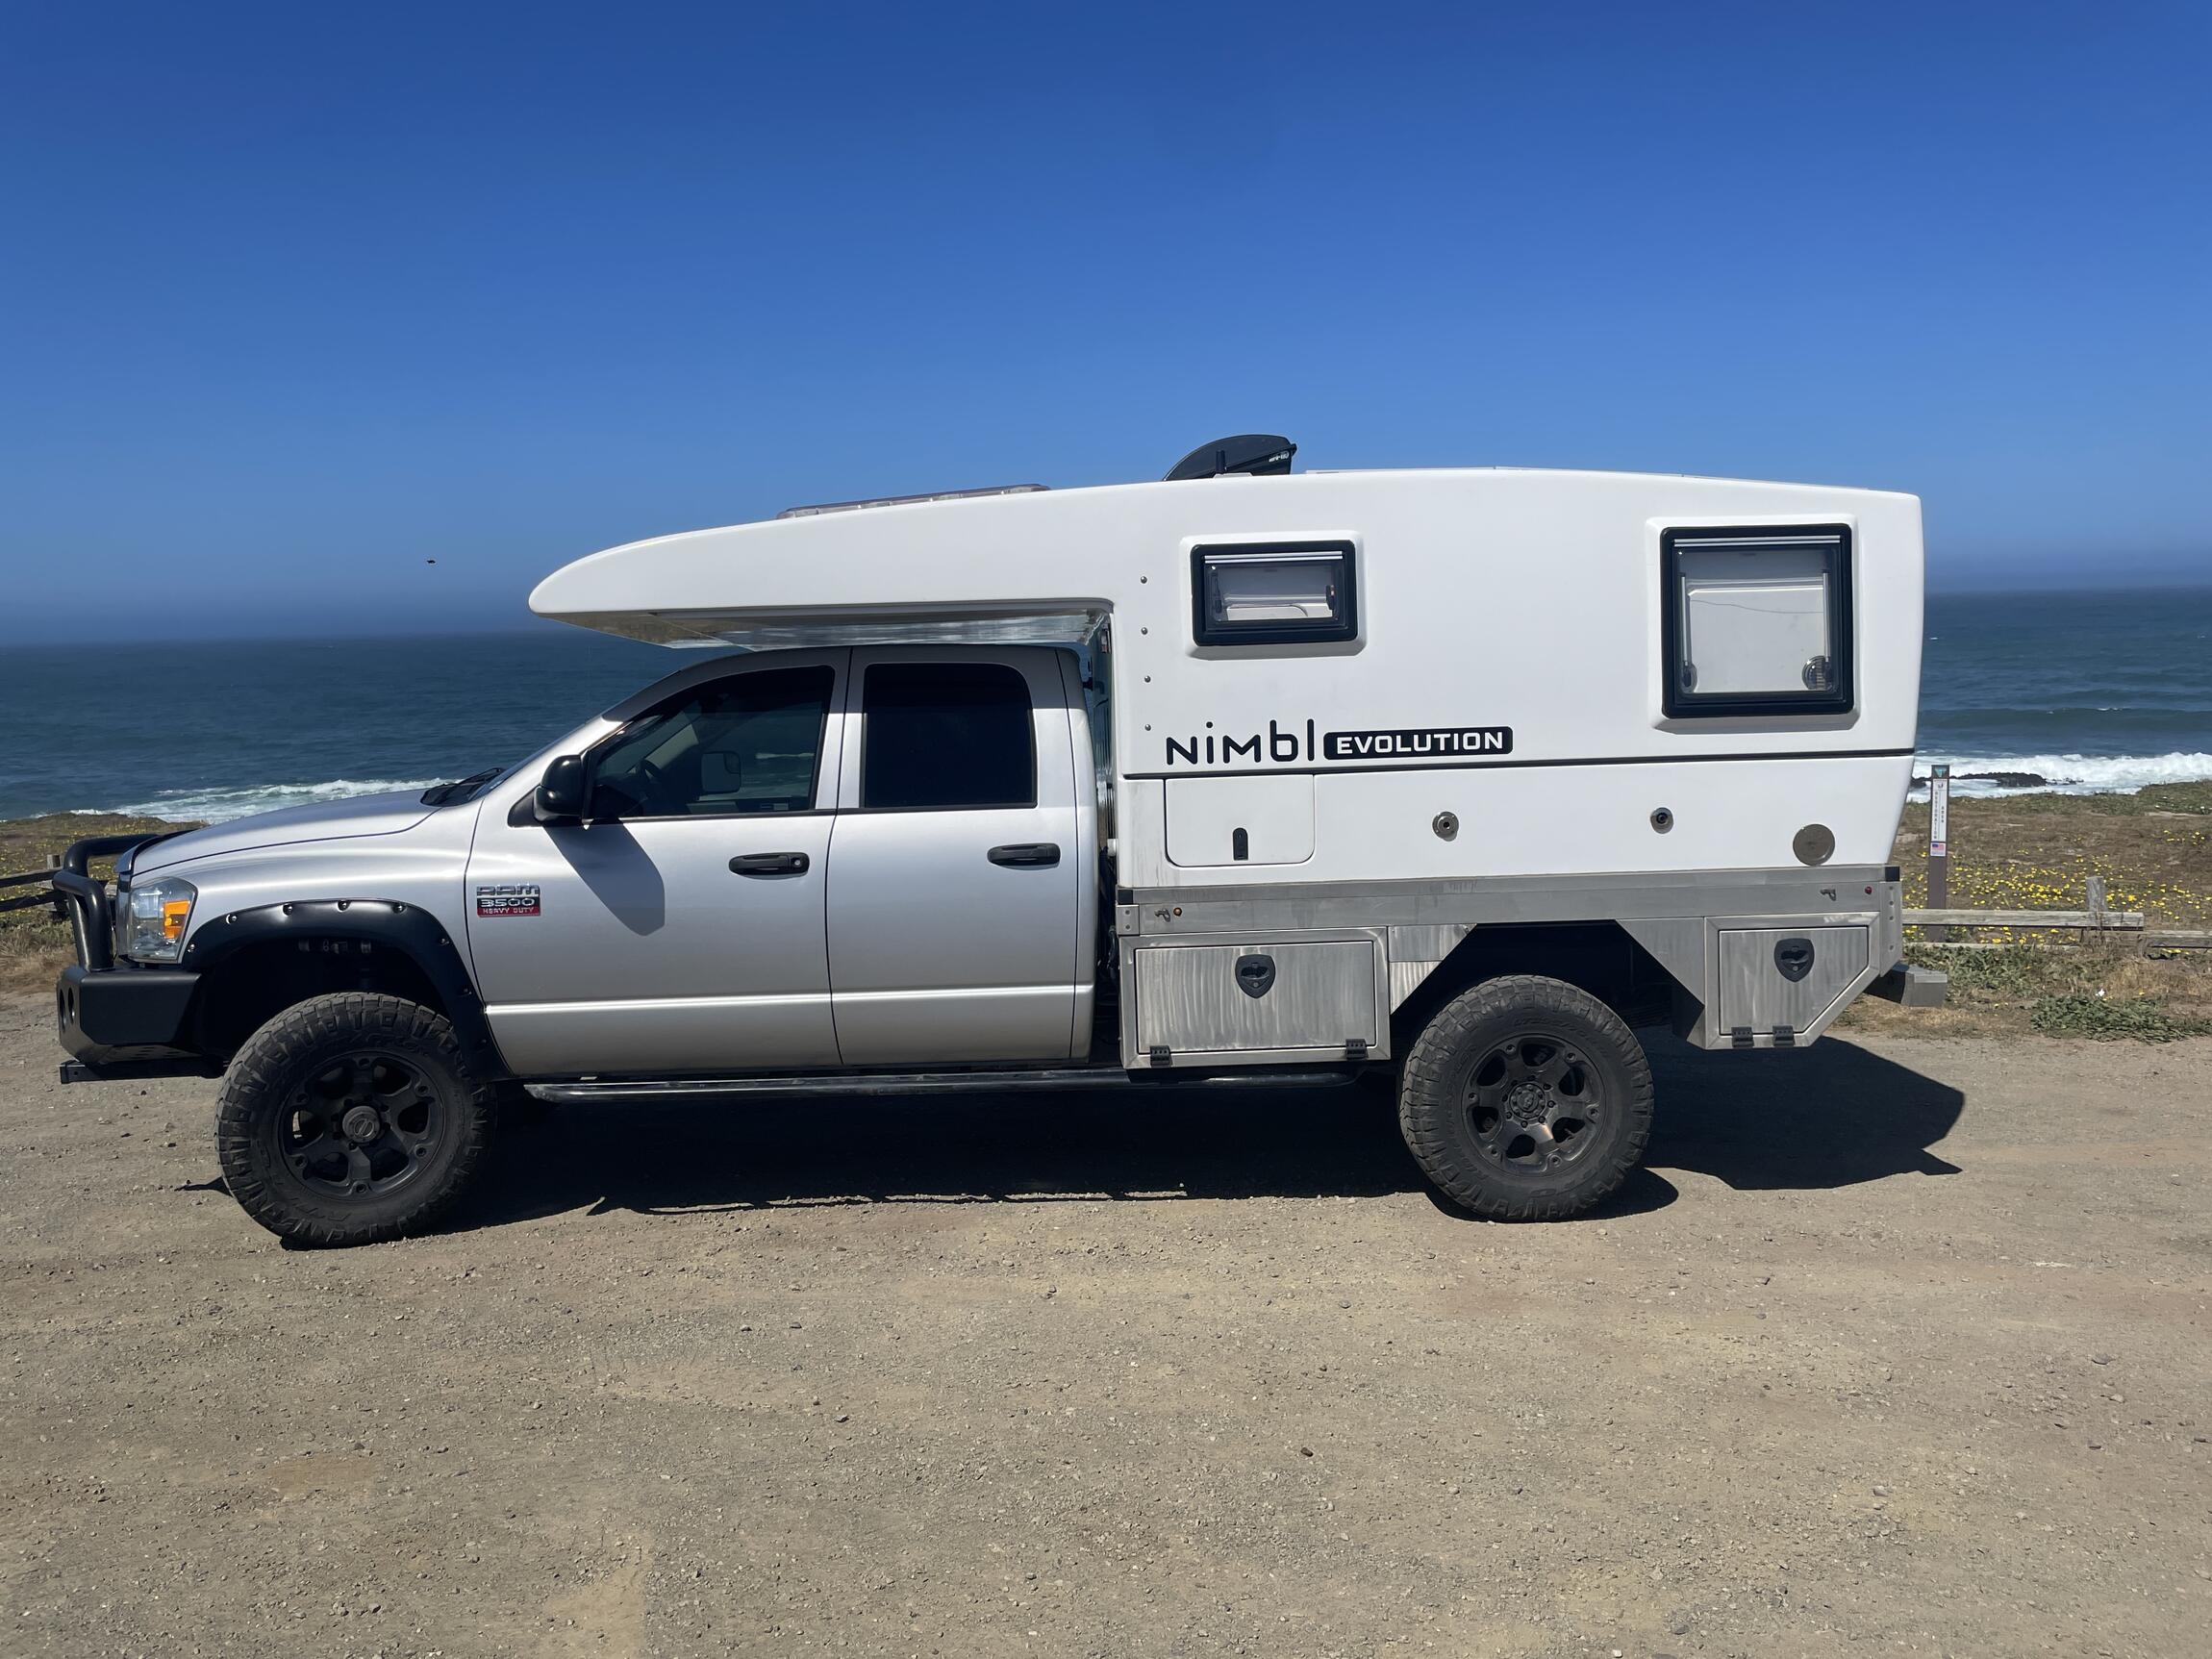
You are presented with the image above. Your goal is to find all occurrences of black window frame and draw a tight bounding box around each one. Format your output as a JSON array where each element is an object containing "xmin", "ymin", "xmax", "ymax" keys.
[
  {"xmin": 858, "ymin": 660, "xmax": 1038, "ymax": 813},
  {"xmin": 1660, "ymin": 524, "xmax": 1854, "ymax": 719},
  {"xmin": 583, "ymin": 664, "xmax": 838, "ymax": 822},
  {"xmin": 1190, "ymin": 539, "xmax": 1359, "ymax": 647}
]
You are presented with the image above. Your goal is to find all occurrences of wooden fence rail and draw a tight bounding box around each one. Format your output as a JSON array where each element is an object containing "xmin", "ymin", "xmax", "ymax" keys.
[{"xmin": 1902, "ymin": 908, "xmax": 2212, "ymax": 949}]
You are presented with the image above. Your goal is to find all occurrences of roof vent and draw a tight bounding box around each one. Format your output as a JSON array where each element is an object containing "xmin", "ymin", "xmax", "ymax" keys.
[{"xmin": 1164, "ymin": 435, "xmax": 1296, "ymax": 482}]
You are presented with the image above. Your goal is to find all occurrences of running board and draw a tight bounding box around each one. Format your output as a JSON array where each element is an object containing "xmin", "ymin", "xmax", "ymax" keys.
[{"xmin": 526, "ymin": 1067, "xmax": 1360, "ymax": 1104}]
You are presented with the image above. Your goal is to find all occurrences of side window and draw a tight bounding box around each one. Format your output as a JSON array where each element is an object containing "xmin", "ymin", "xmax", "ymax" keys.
[
  {"xmin": 862, "ymin": 663, "xmax": 1035, "ymax": 811},
  {"xmin": 1191, "ymin": 540, "xmax": 1357, "ymax": 646},
  {"xmin": 590, "ymin": 666, "xmax": 834, "ymax": 819},
  {"xmin": 1661, "ymin": 525, "xmax": 1853, "ymax": 717}
]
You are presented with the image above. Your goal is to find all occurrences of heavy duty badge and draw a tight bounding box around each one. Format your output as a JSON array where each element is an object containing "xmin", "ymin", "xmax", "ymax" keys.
[{"xmin": 475, "ymin": 884, "xmax": 540, "ymax": 917}]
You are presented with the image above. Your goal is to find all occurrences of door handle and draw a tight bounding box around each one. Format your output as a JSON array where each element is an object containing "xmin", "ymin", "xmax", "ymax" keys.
[
  {"xmin": 729, "ymin": 851, "xmax": 810, "ymax": 875},
  {"xmin": 987, "ymin": 842, "xmax": 1061, "ymax": 868}
]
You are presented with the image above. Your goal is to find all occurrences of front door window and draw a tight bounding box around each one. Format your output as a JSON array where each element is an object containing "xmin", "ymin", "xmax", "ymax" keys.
[{"xmin": 590, "ymin": 666, "xmax": 834, "ymax": 819}]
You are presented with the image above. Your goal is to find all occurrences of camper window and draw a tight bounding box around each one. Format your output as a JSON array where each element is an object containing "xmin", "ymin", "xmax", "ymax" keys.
[
  {"xmin": 1191, "ymin": 541, "xmax": 1357, "ymax": 646},
  {"xmin": 1661, "ymin": 525, "xmax": 1852, "ymax": 717}
]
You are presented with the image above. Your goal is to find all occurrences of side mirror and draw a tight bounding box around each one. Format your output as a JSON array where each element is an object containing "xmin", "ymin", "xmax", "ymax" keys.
[{"xmin": 533, "ymin": 755, "xmax": 589, "ymax": 823}]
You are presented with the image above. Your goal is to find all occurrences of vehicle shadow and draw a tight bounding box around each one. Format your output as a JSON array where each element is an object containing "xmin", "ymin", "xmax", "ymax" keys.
[
  {"xmin": 447, "ymin": 1033, "xmax": 1964, "ymax": 1234},
  {"xmin": 1643, "ymin": 1031, "xmax": 1965, "ymax": 1189}
]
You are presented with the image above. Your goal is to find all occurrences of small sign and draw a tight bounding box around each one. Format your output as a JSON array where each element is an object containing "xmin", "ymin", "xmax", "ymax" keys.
[
  {"xmin": 475, "ymin": 884, "xmax": 540, "ymax": 918},
  {"xmin": 1928, "ymin": 764, "xmax": 1950, "ymax": 859}
]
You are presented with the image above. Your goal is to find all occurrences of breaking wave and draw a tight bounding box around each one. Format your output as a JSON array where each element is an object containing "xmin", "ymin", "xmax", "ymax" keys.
[
  {"xmin": 1912, "ymin": 751, "xmax": 2212, "ymax": 796},
  {"xmin": 94, "ymin": 779, "xmax": 444, "ymax": 823}
]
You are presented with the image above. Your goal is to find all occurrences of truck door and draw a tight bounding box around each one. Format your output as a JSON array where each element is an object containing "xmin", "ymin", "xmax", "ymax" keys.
[
  {"xmin": 465, "ymin": 652, "xmax": 848, "ymax": 1076},
  {"xmin": 826, "ymin": 647, "xmax": 1087, "ymax": 1065}
]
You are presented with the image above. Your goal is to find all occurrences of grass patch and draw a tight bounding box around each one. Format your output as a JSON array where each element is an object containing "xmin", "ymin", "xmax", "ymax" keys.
[
  {"xmin": 1841, "ymin": 937, "xmax": 2212, "ymax": 1042},
  {"xmin": 2028, "ymin": 992, "xmax": 2212, "ymax": 1043}
]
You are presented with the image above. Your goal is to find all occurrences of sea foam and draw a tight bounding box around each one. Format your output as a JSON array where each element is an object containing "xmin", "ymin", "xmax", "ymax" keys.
[
  {"xmin": 94, "ymin": 779, "xmax": 444, "ymax": 823},
  {"xmin": 1913, "ymin": 751, "xmax": 2212, "ymax": 795}
]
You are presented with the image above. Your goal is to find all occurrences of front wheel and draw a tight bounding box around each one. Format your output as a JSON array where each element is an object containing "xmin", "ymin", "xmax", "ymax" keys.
[
  {"xmin": 215, "ymin": 993, "xmax": 497, "ymax": 1246},
  {"xmin": 1397, "ymin": 974, "xmax": 1652, "ymax": 1220}
]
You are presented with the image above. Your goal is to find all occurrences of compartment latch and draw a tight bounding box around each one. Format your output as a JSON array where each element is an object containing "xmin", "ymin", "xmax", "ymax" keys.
[{"xmin": 1773, "ymin": 937, "xmax": 1816, "ymax": 983}]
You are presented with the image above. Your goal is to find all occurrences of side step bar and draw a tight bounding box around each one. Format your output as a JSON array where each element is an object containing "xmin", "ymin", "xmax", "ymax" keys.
[
  {"xmin": 528, "ymin": 1067, "xmax": 1361, "ymax": 1104},
  {"xmin": 1866, "ymin": 961, "xmax": 1948, "ymax": 1008}
]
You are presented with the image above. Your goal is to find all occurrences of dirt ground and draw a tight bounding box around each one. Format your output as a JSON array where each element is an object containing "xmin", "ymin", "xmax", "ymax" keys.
[{"xmin": 2, "ymin": 1002, "xmax": 2207, "ymax": 1658}]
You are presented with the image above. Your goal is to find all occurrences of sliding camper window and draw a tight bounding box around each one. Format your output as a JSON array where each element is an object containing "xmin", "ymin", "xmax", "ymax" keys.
[
  {"xmin": 1191, "ymin": 540, "xmax": 1357, "ymax": 646},
  {"xmin": 1661, "ymin": 526, "xmax": 1853, "ymax": 717}
]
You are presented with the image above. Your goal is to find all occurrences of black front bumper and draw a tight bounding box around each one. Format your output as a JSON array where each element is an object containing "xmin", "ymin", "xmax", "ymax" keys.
[
  {"xmin": 55, "ymin": 963, "xmax": 217, "ymax": 1081},
  {"xmin": 32, "ymin": 832, "xmax": 220, "ymax": 1083}
]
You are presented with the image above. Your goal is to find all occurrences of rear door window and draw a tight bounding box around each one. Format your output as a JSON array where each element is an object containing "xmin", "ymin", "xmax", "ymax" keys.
[{"xmin": 861, "ymin": 663, "xmax": 1036, "ymax": 811}]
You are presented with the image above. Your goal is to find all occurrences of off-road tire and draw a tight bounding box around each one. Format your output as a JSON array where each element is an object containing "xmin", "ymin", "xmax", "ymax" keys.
[
  {"xmin": 216, "ymin": 993, "xmax": 497, "ymax": 1246},
  {"xmin": 1398, "ymin": 974, "xmax": 1653, "ymax": 1220}
]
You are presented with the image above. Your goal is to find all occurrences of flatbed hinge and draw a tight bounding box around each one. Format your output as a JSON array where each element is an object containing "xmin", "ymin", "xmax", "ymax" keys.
[
  {"xmin": 1345, "ymin": 1038, "xmax": 1370, "ymax": 1061},
  {"xmin": 1147, "ymin": 1044, "xmax": 1172, "ymax": 1068},
  {"xmin": 1730, "ymin": 1025, "xmax": 1755, "ymax": 1049},
  {"xmin": 1771, "ymin": 1024, "xmax": 1796, "ymax": 1047}
]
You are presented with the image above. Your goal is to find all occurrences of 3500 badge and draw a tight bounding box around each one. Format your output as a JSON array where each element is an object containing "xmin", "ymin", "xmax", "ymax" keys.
[{"xmin": 475, "ymin": 884, "xmax": 540, "ymax": 918}]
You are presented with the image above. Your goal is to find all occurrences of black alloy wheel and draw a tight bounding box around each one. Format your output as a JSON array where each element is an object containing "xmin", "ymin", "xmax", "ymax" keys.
[
  {"xmin": 281, "ymin": 1051, "xmax": 444, "ymax": 1198},
  {"xmin": 1463, "ymin": 1031, "xmax": 1606, "ymax": 1174}
]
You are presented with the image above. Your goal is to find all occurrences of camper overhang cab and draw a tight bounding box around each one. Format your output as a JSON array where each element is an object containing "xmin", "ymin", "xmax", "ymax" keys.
[{"xmin": 38, "ymin": 437, "xmax": 1945, "ymax": 1244}]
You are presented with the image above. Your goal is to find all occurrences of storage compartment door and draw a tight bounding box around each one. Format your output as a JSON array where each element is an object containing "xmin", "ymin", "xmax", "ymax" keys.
[
  {"xmin": 1716, "ymin": 924, "xmax": 1871, "ymax": 1037},
  {"xmin": 1165, "ymin": 775, "xmax": 1315, "ymax": 867},
  {"xmin": 1133, "ymin": 939, "xmax": 1380, "ymax": 1057}
]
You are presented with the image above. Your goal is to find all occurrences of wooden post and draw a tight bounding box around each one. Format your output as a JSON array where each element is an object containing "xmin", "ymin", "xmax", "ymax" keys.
[{"xmin": 1924, "ymin": 764, "xmax": 1950, "ymax": 943}]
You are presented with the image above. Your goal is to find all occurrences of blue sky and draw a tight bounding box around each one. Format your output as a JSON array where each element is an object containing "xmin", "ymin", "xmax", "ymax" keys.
[{"xmin": 3, "ymin": 2, "xmax": 2206, "ymax": 641}]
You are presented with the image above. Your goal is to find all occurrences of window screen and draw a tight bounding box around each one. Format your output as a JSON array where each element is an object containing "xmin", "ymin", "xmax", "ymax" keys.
[
  {"xmin": 590, "ymin": 666, "xmax": 834, "ymax": 818},
  {"xmin": 1662, "ymin": 526, "xmax": 1852, "ymax": 717},
  {"xmin": 1191, "ymin": 540, "xmax": 1357, "ymax": 645},
  {"xmin": 862, "ymin": 663, "xmax": 1036, "ymax": 810}
]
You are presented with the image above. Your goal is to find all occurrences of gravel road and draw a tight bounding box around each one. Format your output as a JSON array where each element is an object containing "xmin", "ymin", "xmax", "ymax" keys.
[{"xmin": 2, "ymin": 996, "xmax": 2206, "ymax": 1657}]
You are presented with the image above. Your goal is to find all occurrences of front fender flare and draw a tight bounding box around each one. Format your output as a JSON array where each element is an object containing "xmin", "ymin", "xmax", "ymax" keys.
[{"xmin": 181, "ymin": 899, "xmax": 512, "ymax": 1080}]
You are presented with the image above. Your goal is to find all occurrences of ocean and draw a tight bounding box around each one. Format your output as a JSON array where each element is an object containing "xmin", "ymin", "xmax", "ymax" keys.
[{"xmin": 3, "ymin": 588, "xmax": 2209, "ymax": 821}]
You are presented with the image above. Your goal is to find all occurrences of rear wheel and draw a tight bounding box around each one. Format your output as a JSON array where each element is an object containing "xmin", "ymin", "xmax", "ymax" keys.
[
  {"xmin": 215, "ymin": 992, "xmax": 496, "ymax": 1245},
  {"xmin": 1397, "ymin": 974, "xmax": 1652, "ymax": 1220}
]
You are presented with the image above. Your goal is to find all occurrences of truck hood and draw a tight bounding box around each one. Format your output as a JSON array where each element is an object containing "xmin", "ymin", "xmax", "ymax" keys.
[{"xmin": 131, "ymin": 790, "xmax": 440, "ymax": 874}]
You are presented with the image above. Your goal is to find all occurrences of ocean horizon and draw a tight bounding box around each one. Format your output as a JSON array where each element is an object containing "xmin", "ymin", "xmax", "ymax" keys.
[{"xmin": 4, "ymin": 585, "xmax": 2210, "ymax": 822}]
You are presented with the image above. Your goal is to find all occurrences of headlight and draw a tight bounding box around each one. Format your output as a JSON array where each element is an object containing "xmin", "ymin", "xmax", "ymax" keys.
[{"xmin": 123, "ymin": 877, "xmax": 196, "ymax": 963}]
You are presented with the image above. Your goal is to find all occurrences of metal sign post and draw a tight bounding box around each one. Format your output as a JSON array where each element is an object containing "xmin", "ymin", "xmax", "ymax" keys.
[{"xmin": 1925, "ymin": 764, "xmax": 1950, "ymax": 943}]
